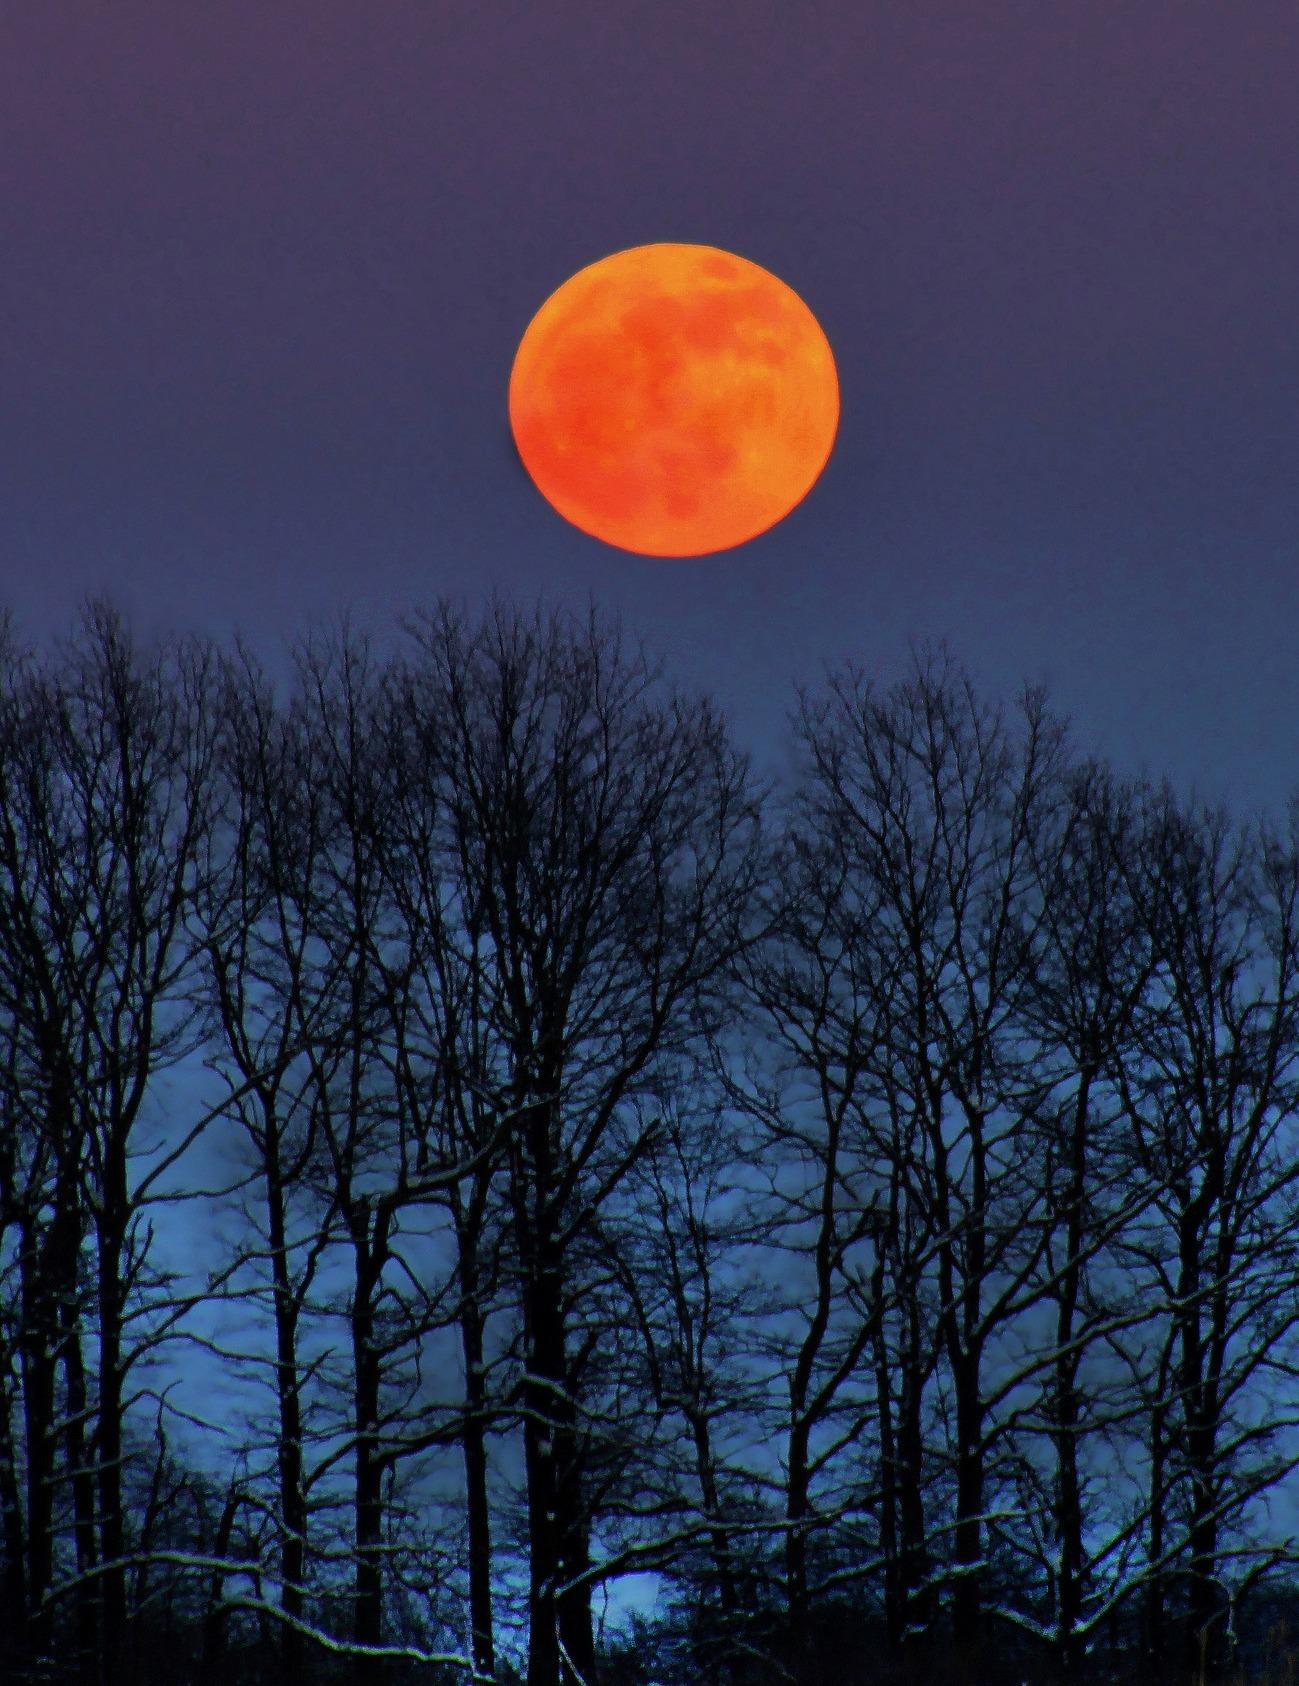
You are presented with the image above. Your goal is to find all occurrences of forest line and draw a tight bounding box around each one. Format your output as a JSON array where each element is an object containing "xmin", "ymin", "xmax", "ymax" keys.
[{"xmin": 2, "ymin": 599, "xmax": 1299, "ymax": 1686}]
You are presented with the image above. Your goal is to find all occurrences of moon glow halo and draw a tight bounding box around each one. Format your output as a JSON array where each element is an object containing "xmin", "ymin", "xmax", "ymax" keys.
[{"xmin": 508, "ymin": 243, "xmax": 840, "ymax": 557}]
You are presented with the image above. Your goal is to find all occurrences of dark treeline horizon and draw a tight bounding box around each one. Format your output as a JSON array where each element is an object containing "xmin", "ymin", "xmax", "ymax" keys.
[{"xmin": 4, "ymin": 596, "xmax": 1299, "ymax": 1686}]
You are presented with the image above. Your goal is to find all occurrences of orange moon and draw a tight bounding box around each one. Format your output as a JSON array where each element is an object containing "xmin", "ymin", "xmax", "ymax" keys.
[{"xmin": 508, "ymin": 243, "xmax": 839, "ymax": 556}]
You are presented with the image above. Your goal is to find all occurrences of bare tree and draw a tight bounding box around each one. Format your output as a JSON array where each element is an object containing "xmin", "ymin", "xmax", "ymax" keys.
[
  {"xmin": 13, "ymin": 600, "xmax": 1299, "ymax": 1686},
  {"xmin": 266, "ymin": 630, "xmax": 484, "ymax": 1683},
  {"xmin": 1112, "ymin": 794, "xmax": 1299, "ymax": 1683},
  {"xmin": 381, "ymin": 659, "xmax": 522, "ymax": 1685},
  {"xmin": 1010, "ymin": 764, "xmax": 1160, "ymax": 1676},
  {"xmin": 786, "ymin": 653, "xmax": 1074, "ymax": 1679},
  {"xmin": 398, "ymin": 600, "xmax": 763, "ymax": 1686},
  {"xmin": 195, "ymin": 647, "xmax": 344, "ymax": 1686},
  {"xmin": 726, "ymin": 765, "xmax": 893, "ymax": 1655},
  {"xmin": 0, "ymin": 605, "xmax": 224, "ymax": 1683},
  {"xmin": 0, "ymin": 618, "xmax": 90, "ymax": 1676},
  {"xmin": 615, "ymin": 1082, "xmax": 784, "ymax": 1681},
  {"xmin": 199, "ymin": 631, "xmax": 492, "ymax": 1684}
]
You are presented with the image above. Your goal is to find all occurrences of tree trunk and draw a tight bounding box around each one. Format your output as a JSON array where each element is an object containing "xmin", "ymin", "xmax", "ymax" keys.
[
  {"xmin": 951, "ymin": 1365, "xmax": 984, "ymax": 1683},
  {"xmin": 1185, "ymin": 1450, "xmax": 1220, "ymax": 1683},
  {"xmin": 785, "ymin": 1412, "xmax": 812, "ymax": 1648},
  {"xmin": 60, "ymin": 1303, "xmax": 99, "ymax": 1685},
  {"xmin": 198, "ymin": 1481, "xmax": 241, "ymax": 1686},
  {"xmin": 458, "ymin": 1240, "xmax": 496, "ymax": 1683},
  {"xmin": 1052, "ymin": 1073, "xmax": 1091, "ymax": 1677},
  {"xmin": 875, "ymin": 1269, "xmax": 932, "ymax": 1653},
  {"xmin": 352, "ymin": 1217, "xmax": 387, "ymax": 1686},
  {"xmin": 18, "ymin": 1241, "xmax": 57, "ymax": 1666},
  {"xmin": 1177, "ymin": 1209, "xmax": 1220, "ymax": 1683},
  {"xmin": 1053, "ymin": 1366, "xmax": 1084, "ymax": 1679},
  {"xmin": 1146, "ymin": 1393, "xmax": 1168, "ymax": 1672},
  {"xmin": 557, "ymin": 1493, "xmax": 597, "ymax": 1686},
  {"xmin": 19, "ymin": 1173, "xmax": 81, "ymax": 1668},
  {"xmin": 95, "ymin": 1214, "xmax": 128, "ymax": 1686},
  {"xmin": 522, "ymin": 1224, "xmax": 592, "ymax": 1686},
  {"xmin": 950, "ymin": 1102, "xmax": 987, "ymax": 1684},
  {"xmin": 265, "ymin": 1133, "xmax": 307, "ymax": 1686},
  {"xmin": 783, "ymin": 1104, "xmax": 850, "ymax": 1653},
  {"xmin": 690, "ymin": 1411, "xmax": 738, "ymax": 1619},
  {"xmin": 523, "ymin": 1328, "xmax": 563, "ymax": 1686},
  {"xmin": 874, "ymin": 1363, "xmax": 902, "ymax": 1649},
  {"xmin": 896, "ymin": 1354, "xmax": 932, "ymax": 1648},
  {"xmin": 0, "ymin": 1351, "xmax": 26, "ymax": 1660}
]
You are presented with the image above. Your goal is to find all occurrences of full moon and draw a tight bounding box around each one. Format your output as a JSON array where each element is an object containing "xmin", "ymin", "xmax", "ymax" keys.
[{"xmin": 508, "ymin": 243, "xmax": 839, "ymax": 556}]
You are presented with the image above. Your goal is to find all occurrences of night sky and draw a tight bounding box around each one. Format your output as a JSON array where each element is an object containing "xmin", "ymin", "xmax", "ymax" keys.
[{"xmin": 5, "ymin": 1, "xmax": 1299, "ymax": 810}]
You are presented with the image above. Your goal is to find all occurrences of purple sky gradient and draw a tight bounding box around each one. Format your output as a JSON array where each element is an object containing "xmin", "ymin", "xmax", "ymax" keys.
[{"xmin": 4, "ymin": 0, "xmax": 1299, "ymax": 806}]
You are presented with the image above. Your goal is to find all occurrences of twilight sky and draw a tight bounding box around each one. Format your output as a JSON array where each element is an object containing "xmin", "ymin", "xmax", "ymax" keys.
[{"xmin": 5, "ymin": 0, "xmax": 1299, "ymax": 809}]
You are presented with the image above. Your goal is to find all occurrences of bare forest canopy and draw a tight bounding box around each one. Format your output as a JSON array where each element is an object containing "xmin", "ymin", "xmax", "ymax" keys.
[{"xmin": 4, "ymin": 599, "xmax": 1299, "ymax": 1686}]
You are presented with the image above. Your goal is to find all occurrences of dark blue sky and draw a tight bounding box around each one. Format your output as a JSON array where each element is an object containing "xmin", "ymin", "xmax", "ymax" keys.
[{"xmin": 5, "ymin": 0, "xmax": 1299, "ymax": 806}]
